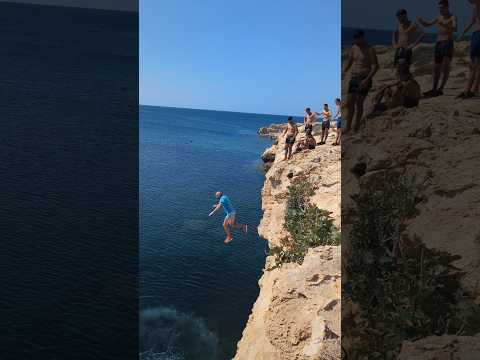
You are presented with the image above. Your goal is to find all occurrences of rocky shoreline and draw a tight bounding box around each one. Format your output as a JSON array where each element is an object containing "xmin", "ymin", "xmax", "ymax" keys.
[{"xmin": 234, "ymin": 124, "xmax": 341, "ymax": 359}]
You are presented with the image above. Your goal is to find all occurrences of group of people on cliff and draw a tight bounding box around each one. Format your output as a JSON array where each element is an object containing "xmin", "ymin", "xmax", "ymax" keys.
[
  {"xmin": 282, "ymin": 100, "xmax": 342, "ymax": 161},
  {"xmin": 342, "ymin": 0, "xmax": 480, "ymax": 132}
]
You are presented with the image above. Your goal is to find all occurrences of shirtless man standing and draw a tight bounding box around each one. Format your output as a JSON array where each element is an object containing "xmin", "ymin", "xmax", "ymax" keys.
[
  {"xmin": 456, "ymin": 0, "xmax": 480, "ymax": 98},
  {"xmin": 283, "ymin": 116, "xmax": 298, "ymax": 161},
  {"xmin": 343, "ymin": 30, "xmax": 379, "ymax": 133},
  {"xmin": 393, "ymin": 9, "xmax": 425, "ymax": 70},
  {"xmin": 418, "ymin": 0, "xmax": 458, "ymax": 97},
  {"xmin": 333, "ymin": 98, "xmax": 342, "ymax": 146},
  {"xmin": 319, "ymin": 104, "xmax": 331, "ymax": 145},
  {"xmin": 304, "ymin": 108, "xmax": 317, "ymax": 133}
]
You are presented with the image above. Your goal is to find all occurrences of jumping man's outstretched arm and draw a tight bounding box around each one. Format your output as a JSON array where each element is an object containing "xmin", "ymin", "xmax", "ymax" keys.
[{"xmin": 209, "ymin": 203, "xmax": 222, "ymax": 217}]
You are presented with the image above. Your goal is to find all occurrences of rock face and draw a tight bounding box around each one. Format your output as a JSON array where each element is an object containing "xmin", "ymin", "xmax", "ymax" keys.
[
  {"xmin": 234, "ymin": 125, "xmax": 341, "ymax": 359},
  {"xmin": 258, "ymin": 124, "xmax": 287, "ymax": 138},
  {"xmin": 342, "ymin": 41, "xmax": 480, "ymax": 296},
  {"xmin": 342, "ymin": 42, "xmax": 480, "ymax": 355},
  {"xmin": 398, "ymin": 335, "xmax": 480, "ymax": 359}
]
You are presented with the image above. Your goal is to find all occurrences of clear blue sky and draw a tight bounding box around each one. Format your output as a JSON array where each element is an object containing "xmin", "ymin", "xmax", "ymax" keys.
[{"xmin": 140, "ymin": 0, "xmax": 340, "ymax": 115}]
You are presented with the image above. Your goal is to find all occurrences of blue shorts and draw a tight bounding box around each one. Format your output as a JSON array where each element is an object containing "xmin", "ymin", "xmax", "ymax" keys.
[
  {"xmin": 224, "ymin": 212, "xmax": 236, "ymax": 222},
  {"xmin": 471, "ymin": 31, "xmax": 480, "ymax": 60},
  {"xmin": 336, "ymin": 117, "xmax": 342, "ymax": 129}
]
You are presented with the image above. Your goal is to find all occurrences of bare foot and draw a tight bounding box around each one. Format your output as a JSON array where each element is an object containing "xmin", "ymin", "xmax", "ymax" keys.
[{"xmin": 224, "ymin": 236, "xmax": 233, "ymax": 244}]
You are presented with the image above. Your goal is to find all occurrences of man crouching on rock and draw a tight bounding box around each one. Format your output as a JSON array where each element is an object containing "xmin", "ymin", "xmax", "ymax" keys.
[{"xmin": 209, "ymin": 191, "xmax": 248, "ymax": 244}]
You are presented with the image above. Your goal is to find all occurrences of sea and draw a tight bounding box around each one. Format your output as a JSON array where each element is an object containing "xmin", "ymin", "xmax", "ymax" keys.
[{"xmin": 139, "ymin": 105, "xmax": 297, "ymax": 360}]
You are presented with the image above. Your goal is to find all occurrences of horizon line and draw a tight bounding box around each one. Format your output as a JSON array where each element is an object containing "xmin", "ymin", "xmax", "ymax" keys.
[
  {"xmin": 0, "ymin": 1, "xmax": 138, "ymax": 13},
  {"xmin": 139, "ymin": 103, "xmax": 320, "ymax": 118}
]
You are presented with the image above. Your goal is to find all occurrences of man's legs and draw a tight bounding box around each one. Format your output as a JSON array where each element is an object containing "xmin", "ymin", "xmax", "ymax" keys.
[
  {"xmin": 231, "ymin": 216, "xmax": 248, "ymax": 235},
  {"xmin": 432, "ymin": 62, "xmax": 442, "ymax": 92},
  {"xmin": 283, "ymin": 143, "xmax": 289, "ymax": 161},
  {"xmin": 438, "ymin": 57, "xmax": 451, "ymax": 93},
  {"xmin": 324, "ymin": 127, "xmax": 329, "ymax": 143},
  {"xmin": 353, "ymin": 95, "xmax": 367, "ymax": 132},
  {"xmin": 344, "ymin": 93, "xmax": 356, "ymax": 134},
  {"xmin": 468, "ymin": 58, "xmax": 480, "ymax": 93},
  {"xmin": 474, "ymin": 59, "xmax": 480, "ymax": 94},
  {"xmin": 223, "ymin": 217, "xmax": 233, "ymax": 243},
  {"xmin": 462, "ymin": 58, "xmax": 480, "ymax": 95},
  {"xmin": 287, "ymin": 144, "xmax": 294, "ymax": 159}
]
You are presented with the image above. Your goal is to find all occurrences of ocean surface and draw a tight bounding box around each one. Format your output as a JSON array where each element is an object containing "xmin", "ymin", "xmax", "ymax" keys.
[
  {"xmin": 140, "ymin": 106, "xmax": 293, "ymax": 360},
  {"xmin": 2, "ymin": 3, "xmax": 138, "ymax": 359}
]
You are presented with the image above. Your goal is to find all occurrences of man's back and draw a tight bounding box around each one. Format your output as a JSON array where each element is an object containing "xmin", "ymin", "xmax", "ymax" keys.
[{"xmin": 220, "ymin": 195, "xmax": 234, "ymax": 215}]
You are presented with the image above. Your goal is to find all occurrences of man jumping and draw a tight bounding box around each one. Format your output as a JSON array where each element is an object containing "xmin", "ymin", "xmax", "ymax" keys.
[{"xmin": 209, "ymin": 191, "xmax": 248, "ymax": 244}]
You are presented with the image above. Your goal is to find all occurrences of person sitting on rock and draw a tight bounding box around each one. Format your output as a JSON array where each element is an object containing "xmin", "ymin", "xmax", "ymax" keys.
[
  {"xmin": 456, "ymin": 0, "xmax": 480, "ymax": 99},
  {"xmin": 294, "ymin": 129, "xmax": 316, "ymax": 153},
  {"xmin": 367, "ymin": 63, "xmax": 421, "ymax": 118}
]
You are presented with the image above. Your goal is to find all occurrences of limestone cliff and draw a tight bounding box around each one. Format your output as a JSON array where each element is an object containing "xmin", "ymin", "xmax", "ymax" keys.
[
  {"xmin": 234, "ymin": 124, "xmax": 341, "ymax": 360},
  {"xmin": 342, "ymin": 42, "xmax": 480, "ymax": 357}
]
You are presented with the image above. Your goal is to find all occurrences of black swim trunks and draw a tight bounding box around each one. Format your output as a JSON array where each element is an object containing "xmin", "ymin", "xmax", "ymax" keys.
[
  {"xmin": 321, "ymin": 120, "xmax": 331, "ymax": 130},
  {"xmin": 285, "ymin": 135, "xmax": 296, "ymax": 145},
  {"xmin": 434, "ymin": 39, "xmax": 454, "ymax": 63},
  {"xmin": 348, "ymin": 74, "xmax": 372, "ymax": 96},
  {"xmin": 305, "ymin": 123, "xmax": 313, "ymax": 132},
  {"xmin": 394, "ymin": 47, "xmax": 413, "ymax": 66},
  {"xmin": 403, "ymin": 96, "xmax": 419, "ymax": 108},
  {"xmin": 471, "ymin": 31, "xmax": 480, "ymax": 60}
]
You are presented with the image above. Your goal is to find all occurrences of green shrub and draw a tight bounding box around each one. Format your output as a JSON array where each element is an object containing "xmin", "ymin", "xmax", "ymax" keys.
[
  {"xmin": 269, "ymin": 177, "xmax": 339, "ymax": 267},
  {"xmin": 343, "ymin": 171, "xmax": 480, "ymax": 359}
]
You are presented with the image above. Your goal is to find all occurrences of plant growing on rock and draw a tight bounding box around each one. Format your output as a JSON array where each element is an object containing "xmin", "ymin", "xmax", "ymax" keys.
[
  {"xmin": 343, "ymin": 171, "xmax": 480, "ymax": 359},
  {"xmin": 269, "ymin": 177, "xmax": 340, "ymax": 267}
]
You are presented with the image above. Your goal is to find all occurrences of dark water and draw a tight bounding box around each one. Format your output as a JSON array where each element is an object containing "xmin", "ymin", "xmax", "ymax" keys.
[
  {"xmin": 140, "ymin": 106, "xmax": 290, "ymax": 360},
  {"xmin": 1, "ymin": 3, "xmax": 138, "ymax": 359}
]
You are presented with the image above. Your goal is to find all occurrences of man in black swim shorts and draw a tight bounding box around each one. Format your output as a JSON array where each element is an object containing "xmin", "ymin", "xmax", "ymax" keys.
[
  {"xmin": 282, "ymin": 116, "xmax": 298, "ymax": 161},
  {"xmin": 393, "ymin": 9, "xmax": 424, "ymax": 70},
  {"xmin": 343, "ymin": 30, "xmax": 379, "ymax": 133},
  {"xmin": 418, "ymin": 0, "xmax": 457, "ymax": 97},
  {"xmin": 304, "ymin": 107, "xmax": 316, "ymax": 133}
]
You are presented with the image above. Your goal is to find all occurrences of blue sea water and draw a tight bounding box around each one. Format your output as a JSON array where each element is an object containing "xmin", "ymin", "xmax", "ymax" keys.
[{"xmin": 140, "ymin": 106, "xmax": 292, "ymax": 360}]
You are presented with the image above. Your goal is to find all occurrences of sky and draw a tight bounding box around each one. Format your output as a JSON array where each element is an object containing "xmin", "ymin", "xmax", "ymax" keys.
[
  {"xmin": 0, "ymin": 0, "xmax": 137, "ymax": 11},
  {"xmin": 140, "ymin": 0, "xmax": 341, "ymax": 116},
  {"xmin": 343, "ymin": 0, "xmax": 472, "ymax": 30}
]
